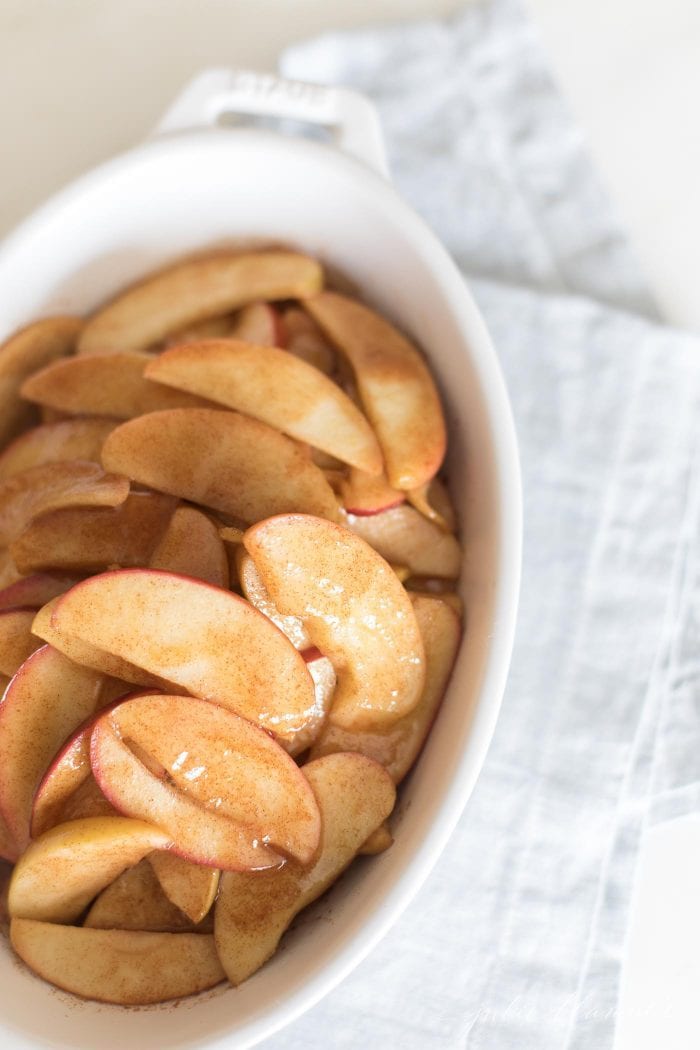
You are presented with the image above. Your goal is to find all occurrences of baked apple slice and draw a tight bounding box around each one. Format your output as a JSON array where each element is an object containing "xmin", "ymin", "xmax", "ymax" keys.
[
  {"xmin": 145, "ymin": 341, "xmax": 383, "ymax": 475},
  {"xmin": 148, "ymin": 852, "xmax": 219, "ymax": 925},
  {"xmin": 78, "ymin": 250, "xmax": 322, "ymax": 354},
  {"xmin": 310, "ymin": 595, "xmax": 461, "ymax": 781},
  {"xmin": 101, "ymin": 408, "xmax": 340, "ymax": 524},
  {"xmin": 49, "ymin": 569, "xmax": 316, "ymax": 736},
  {"xmin": 91, "ymin": 693, "xmax": 320, "ymax": 868},
  {"xmin": 359, "ymin": 822, "xmax": 394, "ymax": 855},
  {"xmin": 244, "ymin": 515, "xmax": 425, "ymax": 730},
  {"xmin": 406, "ymin": 476, "xmax": 457, "ymax": 532},
  {"xmin": 54, "ymin": 775, "xmax": 118, "ymax": 824},
  {"xmin": 85, "ymin": 858, "xmax": 198, "ymax": 932},
  {"xmin": 0, "ymin": 316, "xmax": 81, "ymax": 447},
  {"xmin": 32, "ymin": 599, "xmax": 165, "ymax": 689},
  {"xmin": 162, "ymin": 314, "xmax": 234, "ymax": 348},
  {"xmin": 0, "ymin": 608, "xmax": 42, "ymax": 677},
  {"xmin": 0, "ymin": 573, "xmax": 82, "ymax": 613},
  {"xmin": 10, "ymin": 920, "xmax": 225, "ymax": 1004},
  {"xmin": 337, "ymin": 467, "xmax": 404, "ymax": 515},
  {"xmin": 11, "ymin": 492, "xmax": 177, "ymax": 575},
  {"xmin": 92, "ymin": 717, "xmax": 280, "ymax": 872},
  {"xmin": 0, "ymin": 645, "xmax": 105, "ymax": 850},
  {"xmin": 237, "ymin": 549, "xmax": 311, "ymax": 651},
  {"xmin": 0, "ymin": 418, "xmax": 118, "ymax": 480},
  {"xmin": 149, "ymin": 504, "xmax": 228, "ymax": 588},
  {"xmin": 229, "ymin": 301, "xmax": 285, "ymax": 346},
  {"xmin": 283, "ymin": 307, "xmax": 334, "ymax": 374},
  {"xmin": 8, "ymin": 816, "xmax": 172, "ymax": 923},
  {"xmin": 20, "ymin": 351, "xmax": 214, "ymax": 419},
  {"xmin": 344, "ymin": 504, "xmax": 461, "ymax": 579},
  {"xmin": 305, "ymin": 292, "xmax": 446, "ymax": 489},
  {"xmin": 214, "ymin": 752, "xmax": 396, "ymax": 984},
  {"xmin": 283, "ymin": 655, "xmax": 337, "ymax": 759},
  {"xmin": 31, "ymin": 699, "xmax": 125, "ymax": 839},
  {"xmin": 0, "ymin": 461, "xmax": 129, "ymax": 546}
]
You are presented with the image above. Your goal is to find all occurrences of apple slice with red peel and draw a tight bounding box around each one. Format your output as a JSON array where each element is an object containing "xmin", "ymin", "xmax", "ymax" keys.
[
  {"xmin": 359, "ymin": 821, "xmax": 394, "ymax": 855},
  {"xmin": 284, "ymin": 307, "xmax": 334, "ymax": 374},
  {"xmin": 344, "ymin": 504, "xmax": 461, "ymax": 579},
  {"xmin": 244, "ymin": 515, "xmax": 425, "ymax": 730},
  {"xmin": 0, "ymin": 573, "xmax": 82, "ymax": 613},
  {"xmin": 338, "ymin": 467, "xmax": 405, "ymax": 515},
  {"xmin": 11, "ymin": 919, "xmax": 225, "ymax": 1004},
  {"xmin": 0, "ymin": 645, "xmax": 105, "ymax": 850},
  {"xmin": 11, "ymin": 492, "xmax": 177, "ymax": 575},
  {"xmin": 149, "ymin": 505, "xmax": 228, "ymax": 588},
  {"xmin": 406, "ymin": 476, "xmax": 457, "ymax": 532},
  {"xmin": 8, "ymin": 816, "xmax": 172, "ymax": 923},
  {"xmin": 305, "ymin": 292, "xmax": 446, "ymax": 489},
  {"xmin": 145, "ymin": 341, "xmax": 383, "ymax": 476},
  {"xmin": 20, "ymin": 351, "xmax": 215, "ymax": 419},
  {"xmin": 310, "ymin": 595, "xmax": 461, "ymax": 782},
  {"xmin": 237, "ymin": 549, "xmax": 311, "ymax": 651},
  {"xmin": 0, "ymin": 418, "xmax": 119, "ymax": 481},
  {"xmin": 148, "ymin": 852, "xmax": 219, "ymax": 925},
  {"xmin": 0, "ymin": 608, "xmax": 42, "ymax": 676},
  {"xmin": 31, "ymin": 698, "xmax": 126, "ymax": 839},
  {"xmin": 32, "ymin": 598, "xmax": 166, "ymax": 689},
  {"xmin": 0, "ymin": 461, "xmax": 129, "ymax": 546},
  {"xmin": 0, "ymin": 316, "xmax": 81, "ymax": 448},
  {"xmin": 215, "ymin": 752, "xmax": 396, "ymax": 985},
  {"xmin": 230, "ymin": 301, "xmax": 286, "ymax": 347},
  {"xmin": 78, "ymin": 251, "xmax": 323, "ymax": 355},
  {"xmin": 50, "ymin": 569, "xmax": 316, "ymax": 736},
  {"xmin": 31, "ymin": 720, "xmax": 91, "ymax": 835},
  {"xmin": 101, "ymin": 408, "xmax": 340, "ymax": 524},
  {"xmin": 91, "ymin": 718, "xmax": 281, "ymax": 872},
  {"xmin": 92, "ymin": 693, "xmax": 321, "ymax": 867},
  {"xmin": 85, "ymin": 858, "xmax": 198, "ymax": 932}
]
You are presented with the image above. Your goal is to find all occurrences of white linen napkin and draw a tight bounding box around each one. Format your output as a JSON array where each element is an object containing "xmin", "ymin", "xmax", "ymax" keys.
[{"xmin": 270, "ymin": 2, "xmax": 700, "ymax": 1046}]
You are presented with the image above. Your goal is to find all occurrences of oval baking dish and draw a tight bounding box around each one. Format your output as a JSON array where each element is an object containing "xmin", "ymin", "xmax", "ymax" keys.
[{"xmin": 0, "ymin": 70, "xmax": 521, "ymax": 1050}]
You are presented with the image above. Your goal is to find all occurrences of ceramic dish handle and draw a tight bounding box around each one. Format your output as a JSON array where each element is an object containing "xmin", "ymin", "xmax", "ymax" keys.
[{"xmin": 155, "ymin": 68, "xmax": 389, "ymax": 178}]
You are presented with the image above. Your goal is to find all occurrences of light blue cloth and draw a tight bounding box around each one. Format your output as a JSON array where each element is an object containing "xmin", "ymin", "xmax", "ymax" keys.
[{"xmin": 270, "ymin": 2, "xmax": 700, "ymax": 1047}]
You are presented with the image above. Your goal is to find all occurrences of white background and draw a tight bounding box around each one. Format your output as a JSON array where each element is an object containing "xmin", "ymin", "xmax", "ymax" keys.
[{"xmin": 1, "ymin": 2, "xmax": 699, "ymax": 1047}]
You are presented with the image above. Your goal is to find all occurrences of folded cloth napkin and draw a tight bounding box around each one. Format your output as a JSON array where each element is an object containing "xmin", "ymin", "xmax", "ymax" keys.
[{"xmin": 271, "ymin": 2, "xmax": 700, "ymax": 1047}]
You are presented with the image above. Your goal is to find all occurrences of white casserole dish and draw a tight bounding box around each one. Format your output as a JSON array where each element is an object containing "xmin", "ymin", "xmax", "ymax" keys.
[{"xmin": 0, "ymin": 70, "xmax": 521, "ymax": 1049}]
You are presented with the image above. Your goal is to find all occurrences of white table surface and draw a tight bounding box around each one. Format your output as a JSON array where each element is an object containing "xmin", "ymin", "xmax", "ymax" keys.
[{"xmin": 1, "ymin": 2, "xmax": 699, "ymax": 1047}]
